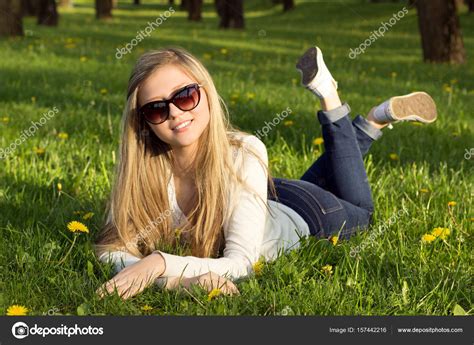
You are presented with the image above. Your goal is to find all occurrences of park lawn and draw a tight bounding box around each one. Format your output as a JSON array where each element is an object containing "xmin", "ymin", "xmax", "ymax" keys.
[{"xmin": 0, "ymin": 0, "xmax": 472, "ymax": 316}]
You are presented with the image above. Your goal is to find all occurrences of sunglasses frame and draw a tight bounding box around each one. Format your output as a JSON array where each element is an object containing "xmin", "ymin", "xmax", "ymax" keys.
[{"xmin": 138, "ymin": 83, "xmax": 203, "ymax": 125}]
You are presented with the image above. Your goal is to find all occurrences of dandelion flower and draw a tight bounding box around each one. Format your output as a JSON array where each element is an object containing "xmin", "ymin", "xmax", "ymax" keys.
[
  {"xmin": 431, "ymin": 227, "xmax": 450, "ymax": 240},
  {"xmin": 82, "ymin": 212, "xmax": 94, "ymax": 220},
  {"xmin": 389, "ymin": 153, "xmax": 399, "ymax": 161},
  {"xmin": 448, "ymin": 201, "xmax": 457, "ymax": 207},
  {"xmin": 57, "ymin": 183, "xmax": 62, "ymax": 191},
  {"xmin": 321, "ymin": 264, "xmax": 333, "ymax": 275},
  {"xmin": 80, "ymin": 56, "xmax": 88, "ymax": 62},
  {"xmin": 7, "ymin": 305, "xmax": 28, "ymax": 316},
  {"xmin": 291, "ymin": 78, "xmax": 298, "ymax": 86},
  {"xmin": 2, "ymin": 116, "xmax": 9, "ymax": 123},
  {"xmin": 419, "ymin": 188, "xmax": 429, "ymax": 193},
  {"xmin": 329, "ymin": 235, "xmax": 338, "ymax": 246},
  {"xmin": 313, "ymin": 137, "xmax": 324, "ymax": 146},
  {"xmin": 57, "ymin": 132, "xmax": 68, "ymax": 140},
  {"xmin": 220, "ymin": 48, "xmax": 228, "ymax": 55},
  {"xmin": 252, "ymin": 260, "xmax": 264, "ymax": 276},
  {"xmin": 141, "ymin": 305, "xmax": 153, "ymax": 312},
  {"xmin": 203, "ymin": 53, "xmax": 212, "ymax": 60},
  {"xmin": 33, "ymin": 147, "xmax": 45, "ymax": 155},
  {"xmin": 100, "ymin": 88, "xmax": 108, "ymax": 95},
  {"xmin": 31, "ymin": 96, "xmax": 36, "ymax": 103},
  {"xmin": 207, "ymin": 288, "xmax": 221, "ymax": 301},
  {"xmin": 421, "ymin": 233, "xmax": 436, "ymax": 244},
  {"xmin": 391, "ymin": 72, "xmax": 397, "ymax": 78},
  {"xmin": 67, "ymin": 221, "xmax": 89, "ymax": 234},
  {"xmin": 246, "ymin": 92, "xmax": 256, "ymax": 100},
  {"xmin": 283, "ymin": 120, "xmax": 294, "ymax": 127}
]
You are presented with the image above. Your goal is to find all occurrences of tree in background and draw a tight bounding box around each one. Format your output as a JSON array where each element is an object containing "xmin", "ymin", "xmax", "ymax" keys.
[
  {"xmin": 21, "ymin": 0, "xmax": 37, "ymax": 16},
  {"xmin": 415, "ymin": 0, "xmax": 466, "ymax": 64},
  {"xmin": 59, "ymin": 0, "xmax": 72, "ymax": 7},
  {"xmin": 38, "ymin": 0, "xmax": 58, "ymax": 26},
  {"xmin": 215, "ymin": 0, "xmax": 244, "ymax": 28},
  {"xmin": 96, "ymin": 0, "xmax": 112, "ymax": 19},
  {"xmin": 0, "ymin": 0, "xmax": 23, "ymax": 36},
  {"xmin": 188, "ymin": 0, "xmax": 202, "ymax": 21},
  {"xmin": 272, "ymin": 0, "xmax": 294, "ymax": 12}
]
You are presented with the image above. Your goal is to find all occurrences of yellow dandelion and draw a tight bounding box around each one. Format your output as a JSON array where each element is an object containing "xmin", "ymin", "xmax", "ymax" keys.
[
  {"xmin": 391, "ymin": 72, "xmax": 397, "ymax": 78},
  {"xmin": 329, "ymin": 235, "xmax": 338, "ymax": 246},
  {"xmin": 80, "ymin": 56, "xmax": 88, "ymax": 62},
  {"xmin": 419, "ymin": 188, "xmax": 429, "ymax": 193},
  {"xmin": 100, "ymin": 88, "xmax": 108, "ymax": 95},
  {"xmin": 252, "ymin": 260, "xmax": 264, "ymax": 276},
  {"xmin": 443, "ymin": 84, "xmax": 453, "ymax": 93},
  {"xmin": 7, "ymin": 305, "xmax": 29, "ymax": 316},
  {"xmin": 203, "ymin": 53, "xmax": 212, "ymax": 60},
  {"xmin": 321, "ymin": 264, "xmax": 333, "ymax": 275},
  {"xmin": 57, "ymin": 183, "xmax": 62, "ymax": 191},
  {"xmin": 33, "ymin": 147, "xmax": 45, "ymax": 155},
  {"xmin": 283, "ymin": 120, "xmax": 294, "ymax": 127},
  {"xmin": 447, "ymin": 201, "xmax": 457, "ymax": 207},
  {"xmin": 421, "ymin": 233, "xmax": 436, "ymax": 244},
  {"xmin": 230, "ymin": 93, "xmax": 239, "ymax": 102},
  {"xmin": 431, "ymin": 227, "xmax": 450, "ymax": 240},
  {"xmin": 291, "ymin": 78, "xmax": 298, "ymax": 86},
  {"xmin": 82, "ymin": 212, "xmax": 94, "ymax": 220},
  {"xmin": 313, "ymin": 137, "xmax": 324, "ymax": 146},
  {"xmin": 2, "ymin": 116, "xmax": 9, "ymax": 123},
  {"xmin": 67, "ymin": 221, "xmax": 89, "ymax": 234},
  {"xmin": 207, "ymin": 288, "xmax": 222, "ymax": 301},
  {"xmin": 141, "ymin": 305, "xmax": 153, "ymax": 312},
  {"xmin": 246, "ymin": 92, "xmax": 256, "ymax": 100},
  {"xmin": 31, "ymin": 96, "xmax": 36, "ymax": 103},
  {"xmin": 57, "ymin": 132, "xmax": 68, "ymax": 140},
  {"xmin": 220, "ymin": 48, "xmax": 228, "ymax": 55},
  {"xmin": 389, "ymin": 153, "xmax": 399, "ymax": 161},
  {"xmin": 174, "ymin": 228, "xmax": 182, "ymax": 237}
]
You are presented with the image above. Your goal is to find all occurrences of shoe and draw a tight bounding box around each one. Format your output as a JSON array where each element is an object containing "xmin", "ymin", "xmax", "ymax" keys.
[
  {"xmin": 373, "ymin": 92, "xmax": 438, "ymax": 124},
  {"xmin": 296, "ymin": 46, "xmax": 338, "ymax": 99}
]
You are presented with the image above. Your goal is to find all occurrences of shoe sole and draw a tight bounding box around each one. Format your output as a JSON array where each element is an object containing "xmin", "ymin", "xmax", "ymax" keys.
[
  {"xmin": 390, "ymin": 92, "xmax": 438, "ymax": 123},
  {"xmin": 296, "ymin": 46, "xmax": 320, "ymax": 85}
]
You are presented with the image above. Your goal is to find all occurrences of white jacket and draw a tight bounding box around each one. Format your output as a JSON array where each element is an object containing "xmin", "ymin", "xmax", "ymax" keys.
[{"xmin": 99, "ymin": 134, "xmax": 310, "ymax": 286}]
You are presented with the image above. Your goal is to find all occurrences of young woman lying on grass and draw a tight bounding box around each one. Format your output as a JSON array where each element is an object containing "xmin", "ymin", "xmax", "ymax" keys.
[{"xmin": 95, "ymin": 46, "xmax": 438, "ymax": 300}]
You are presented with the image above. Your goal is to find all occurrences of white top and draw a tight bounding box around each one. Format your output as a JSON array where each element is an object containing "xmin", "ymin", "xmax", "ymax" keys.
[{"xmin": 99, "ymin": 134, "xmax": 310, "ymax": 287}]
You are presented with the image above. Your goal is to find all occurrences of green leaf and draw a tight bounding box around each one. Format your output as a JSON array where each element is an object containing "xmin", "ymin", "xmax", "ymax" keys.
[
  {"xmin": 87, "ymin": 260, "xmax": 95, "ymax": 278},
  {"xmin": 77, "ymin": 303, "xmax": 91, "ymax": 316},
  {"xmin": 452, "ymin": 304, "xmax": 466, "ymax": 316}
]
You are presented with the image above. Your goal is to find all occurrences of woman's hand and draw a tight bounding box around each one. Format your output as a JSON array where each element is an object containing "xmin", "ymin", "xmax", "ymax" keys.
[
  {"xmin": 96, "ymin": 252, "xmax": 165, "ymax": 300},
  {"xmin": 176, "ymin": 271, "xmax": 240, "ymax": 296}
]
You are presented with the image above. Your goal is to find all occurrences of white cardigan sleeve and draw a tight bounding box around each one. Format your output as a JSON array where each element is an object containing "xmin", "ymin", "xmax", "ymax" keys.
[
  {"xmin": 98, "ymin": 251, "xmax": 176, "ymax": 289},
  {"xmin": 155, "ymin": 135, "xmax": 269, "ymax": 281}
]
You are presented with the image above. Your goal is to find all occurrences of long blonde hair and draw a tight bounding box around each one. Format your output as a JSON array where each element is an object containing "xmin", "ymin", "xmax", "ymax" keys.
[{"xmin": 95, "ymin": 46, "xmax": 277, "ymax": 260}]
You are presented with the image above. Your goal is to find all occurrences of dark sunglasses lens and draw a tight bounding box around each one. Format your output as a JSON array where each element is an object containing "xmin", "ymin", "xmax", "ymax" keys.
[
  {"xmin": 173, "ymin": 86, "xmax": 200, "ymax": 111},
  {"xmin": 143, "ymin": 102, "xmax": 168, "ymax": 123}
]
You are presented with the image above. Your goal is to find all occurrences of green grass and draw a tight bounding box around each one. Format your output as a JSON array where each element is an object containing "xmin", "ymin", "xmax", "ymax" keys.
[{"xmin": 0, "ymin": 0, "xmax": 472, "ymax": 316}]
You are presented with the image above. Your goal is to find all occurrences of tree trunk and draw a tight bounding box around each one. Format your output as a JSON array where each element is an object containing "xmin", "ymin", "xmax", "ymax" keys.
[
  {"xmin": 37, "ymin": 0, "xmax": 58, "ymax": 26},
  {"xmin": 95, "ymin": 0, "xmax": 112, "ymax": 19},
  {"xmin": 0, "ymin": 0, "xmax": 23, "ymax": 36},
  {"xmin": 217, "ymin": 0, "xmax": 244, "ymax": 28},
  {"xmin": 134, "ymin": 0, "xmax": 139, "ymax": 5},
  {"xmin": 415, "ymin": 0, "xmax": 466, "ymax": 64},
  {"xmin": 21, "ymin": 0, "xmax": 37, "ymax": 16},
  {"xmin": 180, "ymin": 0, "xmax": 188, "ymax": 10},
  {"xmin": 282, "ymin": 0, "xmax": 294, "ymax": 11},
  {"xmin": 188, "ymin": 0, "xmax": 202, "ymax": 21}
]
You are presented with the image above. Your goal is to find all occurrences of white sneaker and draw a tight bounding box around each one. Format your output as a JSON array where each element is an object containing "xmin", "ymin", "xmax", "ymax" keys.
[
  {"xmin": 373, "ymin": 92, "xmax": 438, "ymax": 124},
  {"xmin": 296, "ymin": 46, "xmax": 338, "ymax": 99}
]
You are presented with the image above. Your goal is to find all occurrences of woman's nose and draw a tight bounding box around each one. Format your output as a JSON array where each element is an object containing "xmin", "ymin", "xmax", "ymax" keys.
[{"xmin": 168, "ymin": 103, "xmax": 185, "ymax": 119}]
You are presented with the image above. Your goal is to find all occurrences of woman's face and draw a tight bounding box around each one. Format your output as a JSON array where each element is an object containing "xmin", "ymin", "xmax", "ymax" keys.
[{"xmin": 137, "ymin": 64, "xmax": 210, "ymax": 150}]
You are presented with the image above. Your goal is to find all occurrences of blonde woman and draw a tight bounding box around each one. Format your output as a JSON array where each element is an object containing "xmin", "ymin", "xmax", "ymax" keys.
[{"xmin": 95, "ymin": 46, "xmax": 437, "ymax": 300}]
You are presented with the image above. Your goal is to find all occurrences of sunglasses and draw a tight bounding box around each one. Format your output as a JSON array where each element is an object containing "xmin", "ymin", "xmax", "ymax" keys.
[{"xmin": 139, "ymin": 83, "xmax": 202, "ymax": 125}]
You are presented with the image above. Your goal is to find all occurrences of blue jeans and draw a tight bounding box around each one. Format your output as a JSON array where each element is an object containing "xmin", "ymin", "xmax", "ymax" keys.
[{"xmin": 268, "ymin": 103, "xmax": 383, "ymax": 239}]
